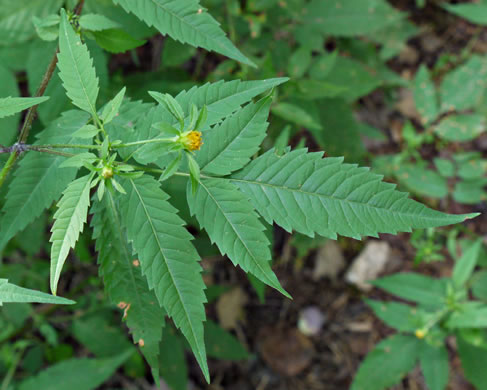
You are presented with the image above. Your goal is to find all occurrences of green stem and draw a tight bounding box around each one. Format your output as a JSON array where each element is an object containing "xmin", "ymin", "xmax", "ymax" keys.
[
  {"xmin": 0, "ymin": 152, "xmax": 17, "ymax": 188},
  {"xmin": 34, "ymin": 143, "xmax": 101, "ymax": 150},
  {"xmin": 1, "ymin": 348, "xmax": 24, "ymax": 390},
  {"xmin": 27, "ymin": 147, "xmax": 76, "ymax": 158},
  {"xmin": 114, "ymin": 137, "xmax": 178, "ymax": 149}
]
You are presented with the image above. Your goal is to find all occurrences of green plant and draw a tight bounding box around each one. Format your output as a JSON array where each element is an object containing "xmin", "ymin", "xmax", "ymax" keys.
[
  {"xmin": 374, "ymin": 57, "xmax": 487, "ymax": 204},
  {"xmin": 352, "ymin": 239, "xmax": 487, "ymax": 390},
  {"xmin": 0, "ymin": 1, "xmax": 485, "ymax": 389}
]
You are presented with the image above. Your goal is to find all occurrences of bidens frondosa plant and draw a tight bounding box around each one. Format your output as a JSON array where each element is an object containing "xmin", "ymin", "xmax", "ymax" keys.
[{"xmin": 0, "ymin": 5, "xmax": 479, "ymax": 386}]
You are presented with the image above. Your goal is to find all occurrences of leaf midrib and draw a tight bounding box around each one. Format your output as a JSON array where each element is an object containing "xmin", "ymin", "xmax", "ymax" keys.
[{"xmin": 228, "ymin": 176, "xmax": 459, "ymax": 222}]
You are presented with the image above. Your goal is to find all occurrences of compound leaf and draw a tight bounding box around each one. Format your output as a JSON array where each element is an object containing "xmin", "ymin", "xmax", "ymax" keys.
[
  {"xmin": 0, "ymin": 96, "xmax": 49, "ymax": 119},
  {"xmin": 230, "ymin": 149, "xmax": 477, "ymax": 240},
  {"xmin": 187, "ymin": 178, "xmax": 289, "ymax": 297},
  {"xmin": 112, "ymin": 0, "xmax": 254, "ymax": 66},
  {"xmin": 91, "ymin": 194, "xmax": 164, "ymax": 382},
  {"xmin": 0, "ymin": 110, "xmax": 91, "ymax": 251},
  {"xmin": 50, "ymin": 173, "xmax": 94, "ymax": 294},
  {"xmin": 57, "ymin": 8, "xmax": 99, "ymax": 116},
  {"xmin": 117, "ymin": 175, "xmax": 209, "ymax": 382}
]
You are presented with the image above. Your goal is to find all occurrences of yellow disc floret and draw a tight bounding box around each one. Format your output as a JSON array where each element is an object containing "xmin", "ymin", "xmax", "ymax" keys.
[
  {"xmin": 415, "ymin": 329, "xmax": 427, "ymax": 339},
  {"xmin": 180, "ymin": 130, "xmax": 203, "ymax": 151}
]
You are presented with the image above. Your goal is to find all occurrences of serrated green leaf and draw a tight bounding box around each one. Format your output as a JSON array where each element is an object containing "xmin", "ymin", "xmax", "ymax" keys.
[
  {"xmin": 91, "ymin": 194, "xmax": 164, "ymax": 381},
  {"xmin": 117, "ymin": 175, "xmax": 209, "ymax": 382},
  {"xmin": 413, "ymin": 65, "xmax": 438, "ymax": 125},
  {"xmin": 303, "ymin": 0, "xmax": 405, "ymax": 37},
  {"xmin": 0, "ymin": 96, "xmax": 49, "ymax": 119},
  {"xmin": 57, "ymin": 9, "xmax": 99, "ymax": 116},
  {"xmin": 188, "ymin": 178, "xmax": 289, "ymax": 297},
  {"xmin": 101, "ymin": 87, "xmax": 126, "ymax": 124},
  {"xmin": 434, "ymin": 114, "xmax": 485, "ymax": 142},
  {"xmin": 366, "ymin": 299, "xmax": 420, "ymax": 332},
  {"xmin": 440, "ymin": 56, "xmax": 487, "ymax": 113},
  {"xmin": 79, "ymin": 13, "xmax": 120, "ymax": 31},
  {"xmin": 18, "ymin": 351, "xmax": 132, "ymax": 390},
  {"xmin": 50, "ymin": 173, "xmax": 94, "ymax": 294},
  {"xmin": 0, "ymin": 110, "xmax": 91, "ymax": 251},
  {"xmin": 372, "ymin": 273, "xmax": 447, "ymax": 307},
  {"xmin": 452, "ymin": 239, "xmax": 482, "ymax": 289},
  {"xmin": 420, "ymin": 343, "xmax": 449, "ymax": 390},
  {"xmin": 351, "ymin": 334, "xmax": 421, "ymax": 390},
  {"xmin": 0, "ymin": 0, "xmax": 62, "ymax": 45},
  {"xmin": 112, "ymin": 0, "xmax": 254, "ymax": 66},
  {"xmin": 197, "ymin": 97, "xmax": 271, "ymax": 176},
  {"xmin": 0, "ymin": 279, "xmax": 74, "ymax": 306},
  {"xmin": 229, "ymin": 149, "xmax": 477, "ymax": 240},
  {"xmin": 93, "ymin": 29, "xmax": 146, "ymax": 53}
]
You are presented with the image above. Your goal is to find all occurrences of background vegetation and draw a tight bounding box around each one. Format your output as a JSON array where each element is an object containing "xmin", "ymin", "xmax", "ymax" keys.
[{"xmin": 1, "ymin": 0, "xmax": 487, "ymax": 389}]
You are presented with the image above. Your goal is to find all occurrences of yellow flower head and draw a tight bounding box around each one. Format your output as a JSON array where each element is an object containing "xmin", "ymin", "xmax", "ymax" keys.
[
  {"xmin": 102, "ymin": 166, "xmax": 114, "ymax": 179},
  {"xmin": 180, "ymin": 130, "xmax": 203, "ymax": 151},
  {"xmin": 415, "ymin": 329, "xmax": 427, "ymax": 339}
]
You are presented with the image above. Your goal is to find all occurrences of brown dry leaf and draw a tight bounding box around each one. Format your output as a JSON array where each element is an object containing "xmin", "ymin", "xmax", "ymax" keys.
[
  {"xmin": 259, "ymin": 327, "xmax": 314, "ymax": 376},
  {"xmin": 216, "ymin": 287, "xmax": 248, "ymax": 330},
  {"xmin": 345, "ymin": 241, "xmax": 391, "ymax": 291},
  {"xmin": 395, "ymin": 88, "xmax": 421, "ymax": 122},
  {"xmin": 312, "ymin": 240, "xmax": 346, "ymax": 281}
]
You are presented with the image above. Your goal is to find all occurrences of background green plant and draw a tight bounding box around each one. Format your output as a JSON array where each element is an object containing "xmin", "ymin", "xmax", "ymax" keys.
[{"xmin": 0, "ymin": 1, "xmax": 486, "ymax": 389}]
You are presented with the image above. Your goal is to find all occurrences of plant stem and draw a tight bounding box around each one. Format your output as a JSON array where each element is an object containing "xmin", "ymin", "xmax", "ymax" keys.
[
  {"xmin": 114, "ymin": 137, "xmax": 178, "ymax": 149},
  {"xmin": 0, "ymin": 0, "xmax": 86, "ymax": 190},
  {"xmin": 27, "ymin": 147, "xmax": 76, "ymax": 158},
  {"xmin": 0, "ymin": 348, "xmax": 24, "ymax": 390},
  {"xmin": 0, "ymin": 152, "xmax": 17, "ymax": 188},
  {"xmin": 35, "ymin": 143, "xmax": 101, "ymax": 150}
]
